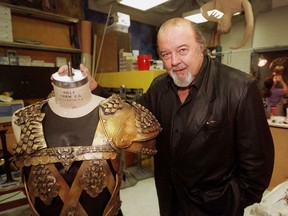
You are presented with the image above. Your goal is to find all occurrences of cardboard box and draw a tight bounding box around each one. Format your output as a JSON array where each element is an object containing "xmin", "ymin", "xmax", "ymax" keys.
[
  {"xmin": 109, "ymin": 12, "xmax": 130, "ymax": 27},
  {"xmin": 107, "ymin": 12, "xmax": 130, "ymax": 33},
  {"xmin": 31, "ymin": 60, "xmax": 44, "ymax": 66},
  {"xmin": 0, "ymin": 30, "xmax": 13, "ymax": 42},
  {"xmin": 0, "ymin": 5, "xmax": 11, "ymax": 20},
  {"xmin": 44, "ymin": 62, "xmax": 55, "ymax": 67},
  {"xmin": 106, "ymin": 23, "xmax": 129, "ymax": 33},
  {"xmin": 9, "ymin": 56, "xmax": 18, "ymax": 65},
  {"xmin": 0, "ymin": 56, "xmax": 9, "ymax": 65},
  {"xmin": 96, "ymin": 31, "xmax": 131, "ymax": 72},
  {"xmin": 0, "ymin": 19, "xmax": 12, "ymax": 33},
  {"xmin": 0, "ymin": 9, "xmax": 13, "ymax": 43},
  {"xmin": 18, "ymin": 55, "xmax": 32, "ymax": 66},
  {"xmin": 56, "ymin": 57, "xmax": 67, "ymax": 67}
]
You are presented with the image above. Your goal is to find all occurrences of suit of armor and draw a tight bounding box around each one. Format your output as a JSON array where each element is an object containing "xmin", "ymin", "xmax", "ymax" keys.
[{"xmin": 12, "ymin": 94, "xmax": 161, "ymax": 216}]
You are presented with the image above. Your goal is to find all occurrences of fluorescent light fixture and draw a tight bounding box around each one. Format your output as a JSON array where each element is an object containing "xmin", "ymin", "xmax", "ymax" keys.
[
  {"xmin": 117, "ymin": 0, "xmax": 169, "ymax": 11},
  {"xmin": 183, "ymin": 9, "xmax": 208, "ymax": 24}
]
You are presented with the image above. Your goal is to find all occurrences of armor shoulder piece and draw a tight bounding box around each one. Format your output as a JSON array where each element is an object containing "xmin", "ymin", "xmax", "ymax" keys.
[
  {"xmin": 99, "ymin": 94, "xmax": 161, "ymax": 155},
  {"xmin": 12, "ymin": 100, "xmax": 48, "ymax": 156}
]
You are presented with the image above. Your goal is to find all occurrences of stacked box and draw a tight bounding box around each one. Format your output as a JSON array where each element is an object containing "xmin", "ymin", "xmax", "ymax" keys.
[
  {"xmin": 96, "ymin": 31, "xmax": 131, "ymax": 72},
  {"xmin": 18, "ymin": 55, "xmax": 32, "ymax": 66},
  {"xmin": 31, "ymin": 60, "xmax": 45, "ymax": 67},
  {"xmin": 0, "ymin": 5, "xmax": 13, "ymax": 42},
  {"xmin": 119, "ymin": 50, "xmax": 138, "ymax": 71},
  {"xmin": 0, "ymin": 56, "xmax": 9, "ymax": 65},
  {"xmin": 107, "ymin": 12, "xmax": 130, "ymax": 33}
]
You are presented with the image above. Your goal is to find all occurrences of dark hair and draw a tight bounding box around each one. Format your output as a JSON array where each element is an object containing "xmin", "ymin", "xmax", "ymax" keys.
[{"xmin": 262, "ymin": 77, "xmax": 273, "ymax": 98}]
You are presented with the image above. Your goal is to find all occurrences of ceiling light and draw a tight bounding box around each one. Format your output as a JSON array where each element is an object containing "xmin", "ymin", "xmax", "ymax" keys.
[
  {"xmin": 183, "ymin": 9, "xmax": 208, "ymax": 24},
  {"xmin": 117, "ymin": 0, "xmax": 169, "ymax": 11},
  {"xmin": 258, "ymin": 55, "xmax": 268, "ymax": 67}
]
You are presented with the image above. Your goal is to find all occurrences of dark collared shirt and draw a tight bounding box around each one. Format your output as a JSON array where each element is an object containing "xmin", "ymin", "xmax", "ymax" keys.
[{"xmin": 168, "ymin": 58, "xmax": 208, "ymax": 156}]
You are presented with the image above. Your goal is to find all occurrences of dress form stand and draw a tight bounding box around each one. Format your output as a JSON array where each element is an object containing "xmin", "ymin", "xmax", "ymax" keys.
[
  {"xmin": 11, "ymin": 63, "xmax": 161, "ymax": 215},
  {"xmin": 120, "ymin": 149, "xmax": 138, "ymax": 189},
  {"xmin": 118, "ymin": 85, "xmax": 154, "ymax": 184},
  {"xmin": 127, "ymin": 154, "xmax": 154, "ymax": 181},
  {"xmin": 117, "ymin": 86, "xmax": 138, "ymax": 189}
]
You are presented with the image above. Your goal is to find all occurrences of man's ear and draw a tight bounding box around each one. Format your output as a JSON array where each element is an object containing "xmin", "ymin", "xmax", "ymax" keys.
[{"xmin": 197, "ymin": 44, "xmax": 204, "ymax": 57}]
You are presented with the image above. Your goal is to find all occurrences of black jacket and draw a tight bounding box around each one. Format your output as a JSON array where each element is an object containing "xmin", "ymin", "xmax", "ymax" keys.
[{"xmin": 138, "ymin": 56, "xmax": 274, "ymax": 216}]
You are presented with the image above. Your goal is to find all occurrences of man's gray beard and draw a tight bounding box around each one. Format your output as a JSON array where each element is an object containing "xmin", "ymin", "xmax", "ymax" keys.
[{"xmin": 170, "ymin": 70, "xmax": 194, "ymax": 88}]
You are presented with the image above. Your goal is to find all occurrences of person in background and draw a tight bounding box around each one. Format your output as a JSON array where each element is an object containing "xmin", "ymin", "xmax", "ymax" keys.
[
  {"xmin": 58, "ymin": 18, "xmax": 274, "ymax": 216},
  {"xmin": 263, "ymin": 73, "xmax": 288, "ymax": 116}
]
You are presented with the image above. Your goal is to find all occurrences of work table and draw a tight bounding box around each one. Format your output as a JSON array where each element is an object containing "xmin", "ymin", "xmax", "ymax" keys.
[
  {"xmin": 267, "ymin": 118, "xmax": 288, "ymax": 190},
  {"xmin": 267, "ymin": 117, "xmax": 288, "ymax": 129}
]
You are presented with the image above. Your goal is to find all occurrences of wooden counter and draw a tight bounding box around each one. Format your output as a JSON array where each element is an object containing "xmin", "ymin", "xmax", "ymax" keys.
[{"xmin": 268, "ymin": 120, "xmax": 288, "ymax": 190}]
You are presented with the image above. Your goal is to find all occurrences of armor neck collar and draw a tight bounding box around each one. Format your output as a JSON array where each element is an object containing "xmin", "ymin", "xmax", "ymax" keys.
[{"xmin": 48, "ymin": 95, "xmax": 104, "ymax": 118}]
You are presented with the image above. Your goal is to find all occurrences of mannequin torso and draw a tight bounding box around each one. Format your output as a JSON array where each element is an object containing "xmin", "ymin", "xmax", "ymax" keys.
[{"xmin": 11, "ymin": 69, "xmax": 161, "ymax": 216}]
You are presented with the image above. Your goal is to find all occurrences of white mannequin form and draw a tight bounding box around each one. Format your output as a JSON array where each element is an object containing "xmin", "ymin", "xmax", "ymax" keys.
[
  {"xmin": 49, "ymin": 69, "xmax": 104, "ymax": 118},
  {"xmin": 10, "ymin": 64, "xmax": 160, "ymax": 216},
  {"xmin": 12, "ymin": 66, "xmax": 105, "ymax": 142}
]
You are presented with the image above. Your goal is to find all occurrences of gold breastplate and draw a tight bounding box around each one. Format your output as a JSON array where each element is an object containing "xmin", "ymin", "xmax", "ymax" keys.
[{"xmin": 12, "ymin": 94, "xmax": 161, "ymax": 216}]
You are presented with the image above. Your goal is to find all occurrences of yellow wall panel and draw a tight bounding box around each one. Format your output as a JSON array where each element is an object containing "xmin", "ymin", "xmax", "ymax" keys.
[{"xmin": 95, "ymin": 70, "xmax": 166, "ymax": 92}]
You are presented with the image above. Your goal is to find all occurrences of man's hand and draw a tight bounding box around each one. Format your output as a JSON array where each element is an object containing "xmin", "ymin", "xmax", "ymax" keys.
[
  {"xmin": 54, "ymin": 64, "xmax": 98, "ymax": 91},
  {"xmin": 79, "ymin": 64, "xmax": 98, "ymax": 91}
]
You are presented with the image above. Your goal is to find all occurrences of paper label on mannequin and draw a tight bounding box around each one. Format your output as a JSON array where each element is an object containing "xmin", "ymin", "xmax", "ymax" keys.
[
  {"xmin": 59, "ymin": 90, "xmax": 83, "ymax": 101},
  {"xmin": 53, "ymin": 83, "xmax": 91, "ymax": 107},
  {"xmin": 49, "ymin": 69, "xmax": 104, "ymax": 118}
]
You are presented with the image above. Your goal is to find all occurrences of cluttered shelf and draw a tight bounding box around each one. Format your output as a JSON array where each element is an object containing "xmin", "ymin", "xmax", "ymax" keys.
[
  {"xmin": 0, "ymin": 3, "xmax": 81, "ymax": 67},
  {"xmin": 0, "ymin": 124, "xmax": 28, "ymax": 212},
  {"xmin": 0, "ymin": 2, "xmax": 79, "ymax": 24}
]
